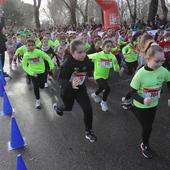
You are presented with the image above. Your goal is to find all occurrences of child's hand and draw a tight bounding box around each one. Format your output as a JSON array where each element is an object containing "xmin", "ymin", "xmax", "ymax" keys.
[
  {"xmin": 168, "ymin": 99, "xmax": 170, "ymax": 107},
  {"xmin": 72, "ymin": 78, "xmax": 81, "ymax": 89},
  {"xmin": 144, "ymin": 97, "xmax": 152, "ymax": 106}
]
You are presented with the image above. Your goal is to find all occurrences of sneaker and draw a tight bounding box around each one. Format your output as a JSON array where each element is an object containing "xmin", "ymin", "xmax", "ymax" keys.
[
  {"xmin": 35, "ymin": 99, "xmax": 41, "ymax": 109},
  {"xmin": 100, "ymin": 100, "xmax": 108, "ymax": 112},
  {"xmin": 121, "ymin": 97, "xmax": 132, "ymax": 110},
  {"xmin": 85, "ymin": 130, "xmax": 97, "ymax": 143},
  {"xmin": 53, "ymin": 103, "xmax": 63, "ymax": 116},
  {"xmin": 45, "ymin": 82, "xmax": 49, "ymax": 88},
  {"xmin": 140, "ymin": 143, "xmax": 153, "ymax": 159},
  {"xmin": 91, "ymin": 93, "xmax": 101, "ymax": 103}
]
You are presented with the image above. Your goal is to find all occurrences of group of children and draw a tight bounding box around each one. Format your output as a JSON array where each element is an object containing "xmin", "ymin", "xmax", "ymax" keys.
[{"xmin": 3, "ymin": 27, "xmax": 170, "ymax": 158}]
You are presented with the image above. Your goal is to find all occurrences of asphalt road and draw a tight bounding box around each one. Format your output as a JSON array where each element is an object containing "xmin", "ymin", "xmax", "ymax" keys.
[{"xmin": 0, "ymin": 64, "xmax": 170, "ymax": 170}]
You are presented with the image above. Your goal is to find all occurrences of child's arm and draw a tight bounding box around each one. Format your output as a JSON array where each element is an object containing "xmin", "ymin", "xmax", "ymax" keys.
[
  {"xmin": 122, "ymin": 45, "xmax": 129, "ymax": 58},
  {"xmin": 41, "ymin": 51, "xmax": 55, "ymax": 70},
  {"xmin": 112, "ymin": 55, "xmax": 120, "ymax": 72},
  {"xmin": 22, "ymin": 54, "xmax": 35, "ymax": 76},
  {"xmin": 87, "ymin": 53, "xmax": 98, "ymax": 62}
]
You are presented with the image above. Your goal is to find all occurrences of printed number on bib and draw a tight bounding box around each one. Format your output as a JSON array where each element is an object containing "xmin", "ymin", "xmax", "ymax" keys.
[
  {"xmin": 70, "ymin": 72, "xmax": 86, "ymax": 85},
  {"xmin": 143, "ymin": 88, "xmax": 161, "ymax": 100},
  {"xmin": 29, "ymin": 57, "xmax": 41, "ymax": 64},
  {"xmin": 100, "ymin": 58, "xmax": 112, "ymax": 68}
]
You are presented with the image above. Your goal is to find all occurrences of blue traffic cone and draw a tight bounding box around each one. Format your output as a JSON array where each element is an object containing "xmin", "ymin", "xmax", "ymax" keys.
[
  {"xmin": 0, "ymin": 72, "xmax": 6, "ymax": 86},
  {"xmin": 16, "ymin": 154, "xmax": 28, "ymax": 170},
  {"xmin": 0, "ymin": 82, "xmax": 4, "ymax": 97},
  {"xmin": 1, "ymin": 91, "xmax": 13, "ymax": 116},
  {"xmin": 8, "ymin": 116, "xmax": 26, "ymax": 151}
]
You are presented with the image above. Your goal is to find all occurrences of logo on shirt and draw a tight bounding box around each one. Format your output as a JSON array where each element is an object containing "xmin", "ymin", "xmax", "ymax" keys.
[{"xmin": 29, "ymin": 57, "xmax": 41, "ymax": 64}]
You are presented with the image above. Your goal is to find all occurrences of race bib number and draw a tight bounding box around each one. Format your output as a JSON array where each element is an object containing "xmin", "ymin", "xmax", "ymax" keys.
[
  {"xmin": 70, "ymin": 72, "xmax": 86, "ymax": 85},
  {"xmin": 100, "ymin": 58, "xmax": 112, "ymax": 68},
  {"xmin": 29, "ymin": 57, "xmax": 41, "ymax": 64},
  {"xmin": 143, "ymin": 88, "xmax": 161, "ymax": 100}
]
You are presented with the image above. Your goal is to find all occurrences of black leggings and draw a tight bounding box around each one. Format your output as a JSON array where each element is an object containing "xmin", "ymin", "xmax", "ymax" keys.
[
  {"xmin": 0, "ymin": 52, "xmax": 5, "ymax": 70},
  {"xmin": 31, "ymin": 73, "xmax": 46, "ymax": 100},
  {"xmin": 95, "ymin": 79, "xmax": 111, "ymax": 101},
  {"xmin": 60, "ymin": 86, "xmax": 93, "ymax": 131},
  {"xmin": 132, "ymin": 106, "xmax": 157, "ymax": 146},
  {"xmin": 126, "ymin": 61, "xmax": 138, "ymax": 75}
]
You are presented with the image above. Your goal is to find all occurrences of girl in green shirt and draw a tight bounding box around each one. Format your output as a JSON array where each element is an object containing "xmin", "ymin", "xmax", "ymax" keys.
[
  {"xmin": 122, "ymin": 41, "xmax": 170, "ymax": 159},
  {"xmin": 22, "ymin": 39, "xmax": 54, "ymax": 109},
  {"xmin": 88, "ymin": 40, "xmax": 120, "ymax": 112}
]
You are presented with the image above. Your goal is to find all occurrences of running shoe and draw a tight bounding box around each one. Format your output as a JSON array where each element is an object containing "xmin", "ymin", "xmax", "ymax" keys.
[
  {"xmin": 85, "ymin": 130, "xmax": 97, "ymax": 143},
  {"xmin": 140, "ymin": 143, "xmax": 153, "ymax": 159},
  {"xmin": 121, "ymin": 97, "xmax": 133, "ymax": 110},
  {"xmin": 45, "ymin": 82, "xmax": 49, "ymax": 88},
  {"xmin": 100, "ymin": 100, "xmax": 109, "ymax": 112},
  {"xmin": 53, "ymin": 103, "xmax": 63, "ymax": 116},
  {"xmin": 35, "ymin": 99, "xmax": 41, "ymax": 109}
]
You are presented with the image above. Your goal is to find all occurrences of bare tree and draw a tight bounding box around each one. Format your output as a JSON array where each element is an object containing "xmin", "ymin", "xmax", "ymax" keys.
[
  {"xmin": 76, "ymin": 0, "xmax": 89, "ymax": 23},
  {"xmin": 148, "ymin": 0, "xmax": 158, "ymax": 22},
  {"xmin": 33, "ymin": 0, "xmax": 41, "ymax": 30},
  {"xmin": 63, "ymin": 0, "xmax": 77, "ymax": 26},
  {"xmin": 126, "ymin": 0, "xmax": 137, "ymax": 23},
  {"xmin": 160, "ymin": 0, "xmax": 168, "ymax": 20}
]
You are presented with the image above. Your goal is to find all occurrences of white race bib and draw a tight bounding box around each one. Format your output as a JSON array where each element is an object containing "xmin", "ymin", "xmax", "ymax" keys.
[
  {"xmin": 29, "ymin": 57, "xmax": 41, "ymax": 64},
  {"xmin": 70, "ymin": 72, "xmax": 86, "ymax": 85},
  {"xmin": 143, "ymin": 88, "xmax": 161, "ymax": 100},
  {"xmin": 100, "ymin": 58, "xmax": 112, "ymax": 68}
]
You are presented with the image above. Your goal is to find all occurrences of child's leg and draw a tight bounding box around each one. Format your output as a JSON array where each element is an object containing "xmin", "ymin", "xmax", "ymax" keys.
[
  {"xmin": 96, "ymin": 79, "xmax": 110, "ymax": 101},
  {"xmin": 39, "ymin": 73, "xmax": 46, "ymax": 89},
  {"xmin": 133, "ymin": 107, "xmax": 157, "ymax": 146},
  {"xmin": 31, "ymin": 76, "xmax": 40, "ymax": 100},
  {"xmin": 53, "ymin": 88, "xmax": 75, "ymax": 116},
  {"xmin": 44, "ymin": 61, "xmax": 49, "ymax": 83},
  {"xmin": 75, "ymin": 87, "xmax": 97, "ymax": 142},
  {"xmin": 75, "ymin": 88, "xmax": 93, "ymax": 131}
]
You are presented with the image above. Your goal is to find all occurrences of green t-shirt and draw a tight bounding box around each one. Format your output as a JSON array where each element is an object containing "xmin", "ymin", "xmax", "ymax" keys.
[
  {"xmin": 22, "ymin": 49, "xmax": 55, "ymax": 76},
  {"xmin": 85, "ymin": 42, "xmax": 91, "ymax": 50},
  {"xmin": 122, "ymin": 43, "xmax": 138, "ymax": 62},
  {"xmin": 48, "ymin": 40, "xmax": 56, "ymax": 49},
  {"xmin": 15, "ymin": 45, "xmax": 27, "ymax": 57},
  {"xmin": 35, "ymin": 38, "xmax": 42, "ymax": 48},
  {"xmin": 130, "ymin": 66, "xmax": 170, "ymax": 108},
  {"xmin": 88, "ymin": 51, "xmax": 120, "ymax": 80},
  {"xmin": 54, "ymin": 39, "xmax": 60, "ymax": 48}
]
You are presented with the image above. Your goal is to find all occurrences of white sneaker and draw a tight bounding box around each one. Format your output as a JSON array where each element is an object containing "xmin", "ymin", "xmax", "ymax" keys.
[
  {"xmin": 35, "ymin": 99, "xmax": 41, "ymax": 109},
  {"xmin": 100, "ymin": 100, "xmax": 108, "ymax": 112},
  {"xmin": 91, "ymin": 93, "xmax": 101, "ymax": 103},
  {"xmin": 45, "ymin": 82, "xmax": 49, "ymax": 88}
]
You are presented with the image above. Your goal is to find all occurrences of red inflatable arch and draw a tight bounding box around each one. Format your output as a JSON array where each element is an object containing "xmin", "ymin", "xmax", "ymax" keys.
[{"xmin": 96, "ymin": 0, "xmax": 120, "ymax": 30}]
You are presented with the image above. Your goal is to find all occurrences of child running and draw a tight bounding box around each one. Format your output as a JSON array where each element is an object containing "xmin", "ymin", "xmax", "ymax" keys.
[
  {"xmin": 123, "ymin": 41, "xmax": 170, "ymax": 159},
  {"xmin": 6, "ymin": 34, "xmax": 17, "ymax": 68},
  {"xmin": 22, "ymin": 39, "xmax": 54, "ymax": 109},
  {"xmin": 88, "ymin": 40, "xmax": 120, "ymax": 112},
  {"xmin": 53, "ymin": 39, "xmax": 97, "ymax": 143}
]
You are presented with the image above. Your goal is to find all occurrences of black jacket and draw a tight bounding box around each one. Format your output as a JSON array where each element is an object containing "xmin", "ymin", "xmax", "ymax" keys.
[{"xmin": 0, "ymin": 32, "xmax": 7, "ymax": 53}]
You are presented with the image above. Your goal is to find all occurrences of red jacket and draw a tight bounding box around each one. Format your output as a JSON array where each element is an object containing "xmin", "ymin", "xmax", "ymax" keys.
[{"xmin": 159, "ymin": 40, "xmax": 170, "ymax": 60}]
